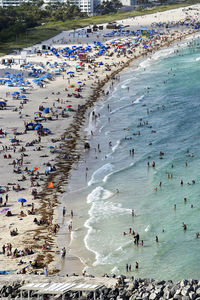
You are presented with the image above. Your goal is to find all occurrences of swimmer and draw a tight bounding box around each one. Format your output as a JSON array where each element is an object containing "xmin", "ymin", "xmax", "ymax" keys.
[
  {"xmin": 156, "ymin": 236, "xmax": 158, "ymax": 243},
  {"xmin": 196, "ymin": 232, "xmax": 199, "ymax": 238},
  {"xmin": 180, "ymin": 180, "xmax": 183, "ymax": 185},
  {"xmin": 116, "ymin": 189, "xmax": 119, "ymax": 194},
  {"xmin": 135, "ymin": 261, "xmax": 139, "ymax": 269},
  {"xmin": 184, "ymin": 197, "xmax": 187, "ymax": 204},
  {"xmin": 182, "ymin": 222, "xmax": 187, "ymax": 230},
  {"xmin": 159, "ymin": 182, "xmax": 162, "ymax": 187},
  {"xmin": 174, "ymin": 204, "xmax": 176, "ymax": 210},
  {"xmin": 131, "ymin": 209, "xmax": 135, "ymax": 216}
]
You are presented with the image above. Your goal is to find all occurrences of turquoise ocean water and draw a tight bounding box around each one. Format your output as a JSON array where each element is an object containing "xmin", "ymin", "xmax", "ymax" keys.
[{"xmin": 63, "ymin": 35, "xmax": 200, "ymax": 281}]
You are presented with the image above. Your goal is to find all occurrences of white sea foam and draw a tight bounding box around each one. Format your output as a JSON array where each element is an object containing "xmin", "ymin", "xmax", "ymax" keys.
[
  {"xmin": 92, "ymin": 240, "xmax": 133, "ymax": 266},
  {"xmin": 103, "ymin": 162, "xmax": 134, "ymax": 183},
  {"xmin": 110, "ymin": 103, "xmax": 133, "ymax": 115},
  {"xmin": 87, "ymin": 186, "xmax": 114, "ymax": 204},
  {"xmin": 134, "ymin": 95, "xmax": 144, "ymax": 104},
  {"xmin": 85, "ymin": 110, "xmax": 97, "ymax": 136},
  {"xmin": 99, "ymin": 125, "xmax": 104, "ymax": 133},
  {"xmin": 88, "ymin": 163, "xmax": 113, "ymax": 186},
  {"xmin": 121, "ymin": 78, "xmax": 132, "ymax": 89},
  {"xmin": 84, "ymin": 186, "xmax": 131, "ymax": 265},
  {"xmin": 112, "ymin": 140, "xmax": 121, "ymax": 153},
  {"xmin": 139, "ymin": 58, "xmax": 151, "ymax": 69},
  {"xmin": 145, "ymin": 224, "xmax": 151, "ymax": 232},
  {"xmin": 151, "ymin": 48, "xmax": 174, "ymax": 61},
  {"xmin": 111, "ymin": 266, "xmax": 120, "ymax": 274}
]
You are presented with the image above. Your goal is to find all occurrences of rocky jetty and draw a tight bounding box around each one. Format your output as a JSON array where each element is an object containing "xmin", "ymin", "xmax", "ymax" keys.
[{"xmin": 0, "ymin": 275, "xmax": 200, "ymax": 299}]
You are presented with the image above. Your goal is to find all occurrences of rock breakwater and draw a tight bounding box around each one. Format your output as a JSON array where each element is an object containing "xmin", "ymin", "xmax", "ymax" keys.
[{"xmin": 1, "ymin": 275, "xmax": 200, "ymax": 299}]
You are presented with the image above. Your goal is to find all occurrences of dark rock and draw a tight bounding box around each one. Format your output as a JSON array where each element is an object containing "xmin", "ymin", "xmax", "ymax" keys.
[{"xmin": 156, "ymin": 280, "xmax": 166, "ymax": 286}]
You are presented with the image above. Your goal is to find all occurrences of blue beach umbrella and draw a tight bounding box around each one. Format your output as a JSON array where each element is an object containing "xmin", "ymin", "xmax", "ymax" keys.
[
  {"xmin": 48, "ymin": 146, "xmax": 54, "ymax": 149},
  {"xmin": 43, "ymin": 128, "xmax": 51, "ymax": 133},
  {"xmin": 17, "ymin": 198, "xmax": 27, "ymax": 203},
  {"xmin": 34, "ymin": 124, "xmax": 42, "ymax": 130},
  {"xmin": 43, "ymin": 107, "xmax": 49, "ymax": 114}
]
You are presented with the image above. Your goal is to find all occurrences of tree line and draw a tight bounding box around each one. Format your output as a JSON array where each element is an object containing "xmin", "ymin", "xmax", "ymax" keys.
[
  {"xmin": 0, "ymin": 1, "xmax": 86, "ymax": 42},
  {"xmin": 0, "ymin": 0, "xmax": 125, "ymax": 43}
]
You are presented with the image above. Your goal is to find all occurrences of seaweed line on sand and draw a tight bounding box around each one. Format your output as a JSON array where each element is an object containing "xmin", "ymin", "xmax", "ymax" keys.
[{"xmin": 22, "ymin": 28, "xmax": 200, "ymax": 273}]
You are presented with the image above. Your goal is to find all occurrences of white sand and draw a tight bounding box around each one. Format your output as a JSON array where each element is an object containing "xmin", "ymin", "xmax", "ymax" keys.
[{"xmin": 0, "ymin": 4, "xmax": 199, "ymax": 276}]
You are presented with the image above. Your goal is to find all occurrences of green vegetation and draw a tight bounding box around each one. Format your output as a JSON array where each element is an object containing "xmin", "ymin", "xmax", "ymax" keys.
[{"xmin": 0, "ymin": 0, "xmax": 199, "ymax": 56}]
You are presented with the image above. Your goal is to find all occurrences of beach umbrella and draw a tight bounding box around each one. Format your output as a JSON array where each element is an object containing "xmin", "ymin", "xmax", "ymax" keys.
[
  {"xmin": 46, "ymin": 167, "xmax": 51, "ymax": 173},
  {"xmin": 67, "ymin": 71, "xmax": 74, "ymax": 74},
  {"xmin": 43, "ymin": 128, "xmax": 51, "ymax": 134},
  {"xmin": 43, "ymin": 107, "xmax": 49, "ymax": 114},
  {"xmin": 67, "ymin": 105, "xmax": 72, "ymax": 108},
  {"xmin": 34, "ymin": 112, "xmax": 42, "ymax": 116},
  {"xmin": 34, "ymin": 124, "xmax": 41, "ymax": 130},
  {"xmin": 48, "ymin": 182, "xmax": 54, "ymax": 188},
  {"xmin": 17, "ymin": 198, "xmax": 27, "ymax": 203},
  {"xmin": 9, "ymin": 138, "xmax": 17, "ymax": 142},
  {"xmin": 77, "ymin": 81, "xmax": 82, "ymax": 84},
  {"xmin": 0, "ymin": 101, "xmax": 6, "ymax": 106},
  {"xmin": 48, "ymin": 146, "xmax": 54, "ymax": 149}
]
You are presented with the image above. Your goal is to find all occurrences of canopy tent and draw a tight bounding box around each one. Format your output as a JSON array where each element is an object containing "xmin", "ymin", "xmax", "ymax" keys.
[{"xmin": 20, "ymin": 281, "xmax": 104, "ymax": 300}]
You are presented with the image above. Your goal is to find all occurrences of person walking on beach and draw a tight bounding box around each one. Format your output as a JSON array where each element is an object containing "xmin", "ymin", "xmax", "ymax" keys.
[
  {"xmin": 62, "ymin": 206, "xmax": 66, "ymax": 217},
  {"xmin": 44, "ymin": 266, "xmax": 48, "ymax": 277}
]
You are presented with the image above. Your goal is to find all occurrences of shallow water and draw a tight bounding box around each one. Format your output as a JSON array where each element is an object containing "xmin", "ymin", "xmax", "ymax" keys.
[{"xmin": 63, "ymin": 36, "xmax": 200, "ymax": 280}]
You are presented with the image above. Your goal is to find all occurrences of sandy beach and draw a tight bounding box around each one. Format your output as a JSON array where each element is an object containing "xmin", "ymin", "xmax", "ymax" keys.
[{"xmin": 0, "ymin": 4, "xmax": 200, "ymax": 277}]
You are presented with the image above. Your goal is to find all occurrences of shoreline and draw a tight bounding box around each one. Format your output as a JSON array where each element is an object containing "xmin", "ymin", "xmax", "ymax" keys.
[
  {"xmin": 0, "ymin": 4, "xmax": 200, "ymax": 277},
  {"xmin": 55, "ymin": 29, "xmax": 200, "ymax": 276}
]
